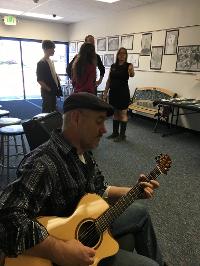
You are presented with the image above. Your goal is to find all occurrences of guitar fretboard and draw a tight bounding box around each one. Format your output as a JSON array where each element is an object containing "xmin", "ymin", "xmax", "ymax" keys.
[{"xmin": 96, "ymin": 166, "xmax": 162, "ymax": 233}]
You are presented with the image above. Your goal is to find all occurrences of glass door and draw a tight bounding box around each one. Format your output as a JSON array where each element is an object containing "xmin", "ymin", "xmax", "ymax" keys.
[
  {"xmin": 0, "ymin": 39, "xmax": 24, "ymax": 100},
  {"xmin": 21, "ymin": 41, "xmax": 43, "ymax": 99},
  {"xmin": 0, "ymin": 38, "xmax": 68, "ymax": 101},
  {"xmin": 53, "ymin": 42, "xmax": 68, "ymax": 85}
]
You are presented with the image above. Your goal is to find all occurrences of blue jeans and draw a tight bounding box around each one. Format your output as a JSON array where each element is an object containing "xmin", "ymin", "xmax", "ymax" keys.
[{"xmin": 99, "ymin": 202, "xmax": 163, "ymax": 266}]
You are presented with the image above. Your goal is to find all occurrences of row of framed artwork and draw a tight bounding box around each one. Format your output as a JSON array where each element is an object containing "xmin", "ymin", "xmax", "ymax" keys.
[
  {"xmin": 99, "ymin": 45, "xmax": 200, "ymax": 72},
  {"xmin": 69, "ymin": 29, "xmax": 179, "ymax": 55}
]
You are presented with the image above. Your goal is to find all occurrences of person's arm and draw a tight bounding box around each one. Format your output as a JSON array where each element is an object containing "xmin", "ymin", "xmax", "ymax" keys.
[
  {"xmin": 24, "ymin": 235, "xmax": 95, "ymax": 266},
  {"xmin": 0, "ymin": 158, "xmax": 53, "ymax": 257},
  {"xmin": 96, "ymin": 54, "xmax": 105, "ymax": 86},
  {"xmin": 36, "ymin": 61, "xmax": 51, "ymax": 92},
  {"xmin": 128, "ymin": 63, "xmax": 135, "ymax": 77},
  {"xmin": 103, "ymin": 70, "xmax": 111, "ymax": 101},
  {"xmin": 107, "ymin": 174, "xmax": 159, "ymax": 205},
  {"xmin": 37, "ymin": 81, "xmax": 51, "ymax": 92}
]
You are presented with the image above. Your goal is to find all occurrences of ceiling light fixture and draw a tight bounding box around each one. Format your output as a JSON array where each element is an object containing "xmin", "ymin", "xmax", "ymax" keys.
[
  {"xmin": 95, "ymin": 0, "xmax": 120, "ymax": 3},
  {"xmin": 23, "ymin": 12, "xmax": 63, "ymax": 20},
  {"xmin": 0, "ymin": 8, "xmax": 23, "ymax": 15}
]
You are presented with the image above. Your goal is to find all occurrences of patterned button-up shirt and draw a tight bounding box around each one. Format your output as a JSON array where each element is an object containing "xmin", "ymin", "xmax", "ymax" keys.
[{"xmin": 0, "ymin": 129, "xmax": 108, "ymax": 256}]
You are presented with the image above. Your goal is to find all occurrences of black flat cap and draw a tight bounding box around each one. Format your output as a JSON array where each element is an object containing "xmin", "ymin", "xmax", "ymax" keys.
[{"xmin": 63, "ymin": 92, "xmax": 114, "ymax": 117}]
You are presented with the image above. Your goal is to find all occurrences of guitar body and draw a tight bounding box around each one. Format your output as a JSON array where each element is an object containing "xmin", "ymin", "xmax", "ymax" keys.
[{"xmin": 5, "ymin": 193, "xmax": 119, "ymax": 266}]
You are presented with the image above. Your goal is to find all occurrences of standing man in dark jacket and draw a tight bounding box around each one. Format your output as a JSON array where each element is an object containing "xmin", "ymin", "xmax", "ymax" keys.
[
  {"xmin": 67, "ymin": 35, "xmax": 105, "ymax": 94},
  {"xmin": 37, "ymin": 40, "xmax": 62, "ymax": 113}
]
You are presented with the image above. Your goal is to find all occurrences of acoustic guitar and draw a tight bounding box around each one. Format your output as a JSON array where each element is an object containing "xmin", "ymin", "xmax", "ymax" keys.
[{"xmin": 5, "ymin": 154, "xmax": 172, "ymax": 266}]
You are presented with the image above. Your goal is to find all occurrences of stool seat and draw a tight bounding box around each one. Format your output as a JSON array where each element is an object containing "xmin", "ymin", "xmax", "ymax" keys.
[
  {"xmin": 0, "ymin": 125, "xmax": 24, "ymax": 135},
  {"xmin": 0, "ymin": 105, "xmax": 2, "ymax": 108},
  {"xmin": 0, "ymin": 125, "xmax": 27, "ymax": 184},
  {"xmin": 0, "ymin": 118, "xmax": 21, "ymax": 127},
  {"xmin": 0, "ymin": 110, "xmax": 10, "ymax": 117}
]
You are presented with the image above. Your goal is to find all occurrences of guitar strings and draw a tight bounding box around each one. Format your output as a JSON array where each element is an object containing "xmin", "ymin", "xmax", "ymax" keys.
[{"xmin": 77, "ymin": 164, "xmax": 166, "ymax": 246}]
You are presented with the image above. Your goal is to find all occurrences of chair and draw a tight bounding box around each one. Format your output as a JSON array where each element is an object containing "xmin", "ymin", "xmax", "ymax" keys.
[
  {"xmin": 0, "ymin": 125, "xmax": 27, "ymax": 183},
  {"xmin": 153, "ymin": 104, "xmax": 172, "ymax": 133}
]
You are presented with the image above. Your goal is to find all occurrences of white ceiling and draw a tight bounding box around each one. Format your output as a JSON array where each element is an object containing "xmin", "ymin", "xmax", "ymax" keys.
[{"xmin": 0, "ymin": 0, "xmax": 165, "ymax": 24}]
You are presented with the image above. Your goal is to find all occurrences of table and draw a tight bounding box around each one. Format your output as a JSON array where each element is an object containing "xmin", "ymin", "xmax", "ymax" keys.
[{"xmin": 154, "ymin": 98, "xmax": 200, "ymax": 136}]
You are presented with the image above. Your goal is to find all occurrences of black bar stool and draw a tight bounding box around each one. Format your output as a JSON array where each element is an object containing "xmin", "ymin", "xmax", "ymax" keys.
[
  {"xmin": 0, "ymin": 125, "xmax": 27, "ymax": 183},
  {"xmin": 0, "ymin": 118, "xmax": 22, "ymax": 164}
]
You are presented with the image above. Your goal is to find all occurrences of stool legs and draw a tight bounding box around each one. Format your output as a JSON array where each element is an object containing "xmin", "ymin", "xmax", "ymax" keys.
[
  {"xmin": 21, "ymin": 135, "xmax": 27, "ymax": 156},
  {"xmin": 6, "ymin": 135, "xmax": 10, "ymax": 183}
]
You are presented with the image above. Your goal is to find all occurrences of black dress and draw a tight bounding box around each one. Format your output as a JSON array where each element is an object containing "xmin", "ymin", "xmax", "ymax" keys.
[{"xmin": 109, "ymin": 62, "xmax": 131, "ymax": 110}]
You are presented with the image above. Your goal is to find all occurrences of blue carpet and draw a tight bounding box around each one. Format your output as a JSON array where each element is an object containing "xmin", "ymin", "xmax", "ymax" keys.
[
  {"xmin": 28, "ymin": 98, "xmax": 63, "ymax": 113},
  {"xmin": 0, "ymin": 99, "xmax": 64, "ymax": 120}
]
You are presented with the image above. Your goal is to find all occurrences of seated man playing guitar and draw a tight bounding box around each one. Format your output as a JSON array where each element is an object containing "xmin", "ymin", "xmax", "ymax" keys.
[{"xmin": 0, "ymin": 92, "xmax": 168, "ymax": 266}]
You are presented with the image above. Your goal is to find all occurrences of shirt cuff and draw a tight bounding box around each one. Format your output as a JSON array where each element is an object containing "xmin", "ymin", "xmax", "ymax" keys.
[{"xmin": 102, "ymin": 186, "xmax": 111, "ymax": 200}]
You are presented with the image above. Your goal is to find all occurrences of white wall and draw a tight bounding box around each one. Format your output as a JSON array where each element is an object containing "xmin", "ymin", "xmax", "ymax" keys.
[
  {"xmin": 68, "ymin": 0, "xmax": 200, "ymax": 130},
  {"xmin": 0, "ymin": 19, "xmax": 69, "ymax": 41}
]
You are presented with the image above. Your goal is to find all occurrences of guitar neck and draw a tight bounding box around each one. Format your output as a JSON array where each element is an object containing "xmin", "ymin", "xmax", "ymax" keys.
[{"xmin": 96, "ymin": 165, "xmax": 162, "ymax": 233}]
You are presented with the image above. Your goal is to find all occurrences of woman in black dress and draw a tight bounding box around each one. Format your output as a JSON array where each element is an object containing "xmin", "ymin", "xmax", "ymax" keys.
[{"xmin": 103, "ymin": 47, "xmax": 135, "ymax": 142}]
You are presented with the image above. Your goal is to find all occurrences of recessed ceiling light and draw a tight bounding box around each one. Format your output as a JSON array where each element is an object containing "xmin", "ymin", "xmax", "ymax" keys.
[
  {"xmin": 95, "ymin": 0, "xmax": 120, "ymax": 3},
  {"xmin": 0, "ymin": 8, "xmax": 23, "ymax": 15},
  {"xmin": 23, "ymin": 12, "xmax": 63, "ymax": 20}
]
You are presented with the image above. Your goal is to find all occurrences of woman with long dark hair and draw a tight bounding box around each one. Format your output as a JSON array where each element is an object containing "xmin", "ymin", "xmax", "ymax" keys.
[
  {"xmin": 103, "ymin": 47, "xmax": 135, "ymax": 142},
  {"xmin": 72, "ymin": 43, "xmax": 97, "ymax": 94}
]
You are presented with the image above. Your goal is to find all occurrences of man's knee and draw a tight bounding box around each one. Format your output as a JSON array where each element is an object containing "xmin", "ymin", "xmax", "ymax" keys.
[{"xmin": 99, "ymin": 249, "xmax": 159, "ymax": 266}]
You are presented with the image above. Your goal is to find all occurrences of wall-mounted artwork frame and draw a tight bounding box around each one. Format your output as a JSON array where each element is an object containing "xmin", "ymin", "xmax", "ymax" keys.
[
  {"xmin": 104, "ymin": 54, "xmax": 114, "ymax": 67},
  {"xmin": 121, "ymin": 35, "xmax": 134, "ymax": 50},
  {"xmin": 108, "ymin": 36, "xmax": 119, "ymax": 51},
  {"xmin": 176, "ymin": 45, "xmax": 200, "ymax": 72},
  {"xmin": 150, "ymin": 46, "xmax": 163, "ymax": 70},
  {"xmin": 69, "ymin": 42, "xmax": 76, "ymax": 53},
  {"xmin": 140, "ymin": 33, "xmax": 152, "ymax": 56},
  {"xmin": 77, "ymin": 41, "xmax": 84, "ymax": 52},
  {"xmin": 97, "ymin": 38, "xmax": 106, "ymax": 51},
  {"xmin": 128, "ymin": 53, "xmax": 139, "ymax": 68},
  {"xmin": 164, "ymin": 29, "xmax": 179, "ymax": 55}
]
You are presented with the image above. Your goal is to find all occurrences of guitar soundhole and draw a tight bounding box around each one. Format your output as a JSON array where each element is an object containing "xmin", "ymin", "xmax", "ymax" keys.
[{"xmin": 77, "ymin": 220, "xmax": 101, "ymax": 248}]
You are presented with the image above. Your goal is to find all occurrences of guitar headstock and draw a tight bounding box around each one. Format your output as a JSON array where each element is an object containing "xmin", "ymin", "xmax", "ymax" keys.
[{"xmin": 155, "ymin": 154, "xmax": 172, "ymax": 174}]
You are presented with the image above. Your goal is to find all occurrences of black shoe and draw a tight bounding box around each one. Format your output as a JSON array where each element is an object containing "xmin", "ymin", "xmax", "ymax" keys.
[
  {"xmin": 114, "ymin": 135, "xmax": 126, "ymax": 142},
  {"xmin": 107, "ymin": 133, "xmax": 119, "ymax": 139}
]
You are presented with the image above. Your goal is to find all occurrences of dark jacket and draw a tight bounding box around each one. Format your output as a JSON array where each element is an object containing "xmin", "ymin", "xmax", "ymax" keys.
[{"xmin": 36, "ymin": 59, "xmax": 62, "ymax": 97}]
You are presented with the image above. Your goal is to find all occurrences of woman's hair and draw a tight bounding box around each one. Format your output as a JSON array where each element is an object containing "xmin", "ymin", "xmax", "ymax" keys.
[
  {"xmin": 73, "ymin": 43, "xmax": 96, "ymax": 81},
  {"xmin": 115, "ymin": 47, "xmax": 128, "ymax": 64}
]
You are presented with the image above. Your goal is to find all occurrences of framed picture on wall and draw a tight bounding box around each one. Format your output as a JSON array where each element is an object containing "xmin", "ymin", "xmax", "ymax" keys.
[
  {"xmin": 164, "ymin": 29, "xmax": 179, "ymax": 55},
  {"xmin": 176, "ymin": 45, "xmax": 200, "ymax": 72},
  {"xmin": 69, "ymin": 42, "xmax": 76, "ymax": 53},
  {"xmin": 104, "ymin": 54, "xmax": 114, "ymax": 67},
  {"xmin": 140, "ymin": 33, "xmax": 152, "ymax": 55},
  {"xmin": 97, "ymin": 38, "xmax": 106, "ymax": 51},
  {"xmin": 150, "ymin": 46, "xmax": 163, "ymax": 70},
  {"xmin": 108, "ymin": 36, "xmax": 119, "ymax": 51},
  {"xmin": 121, "ymin": 35, "xmax": 134, "ymax": 50},
  {"xmin": 77, "ymin": 41, "xmax": 84, "ymax": 52},
  {"xmin": 128, "ymin": 53, "xmax": 139, "ymax": 68}
]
